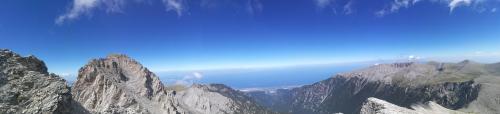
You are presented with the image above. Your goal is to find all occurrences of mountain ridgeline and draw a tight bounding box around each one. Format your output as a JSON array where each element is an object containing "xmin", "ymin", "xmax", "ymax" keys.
[
  {"xmin": 0, "ymin": 50, "xmax": 276, "ymax": 114},
  {"xmin": 246, "ymin": 61, "xmax": 500, "ymax": 114},
  {"xmin": 0, "ymin": 49, "xmax": 73, "ymax": 113},
  {"xmin": 1, "ymin": 49, "xmax": 500, "ymax": 114}
]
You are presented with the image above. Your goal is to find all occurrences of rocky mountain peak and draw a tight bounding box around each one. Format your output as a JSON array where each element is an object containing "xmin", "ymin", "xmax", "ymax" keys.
[
  {"xmin": 72, "ymin": 54, "xmax": 277, "ymax": 114},
  {"xmin": 72, "ymin": 54, "xmax": 183, "ymax": 113},
  {"xmin": 0, "ymin": 49, "xmax": 48, "ymax": 74},
  {"xmin": 0, "ymin": 49, "xmax": 72, "ymax": 113}
]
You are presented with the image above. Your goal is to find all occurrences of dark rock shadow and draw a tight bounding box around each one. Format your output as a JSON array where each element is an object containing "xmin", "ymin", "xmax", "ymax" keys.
[{"xmin": 69, "ymin": 99, "xmax": 90, "ymax": 114}]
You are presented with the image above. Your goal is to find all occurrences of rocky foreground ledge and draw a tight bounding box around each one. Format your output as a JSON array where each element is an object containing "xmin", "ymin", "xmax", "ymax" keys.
[{"xmin": 0, "ymin": 49, "xmax": 73, "ymax": 113}]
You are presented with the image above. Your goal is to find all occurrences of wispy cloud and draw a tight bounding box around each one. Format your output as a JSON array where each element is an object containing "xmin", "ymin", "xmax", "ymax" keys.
[
  {"xmin": 56, "ymin": 0, "xmax": 267, "ymax": 25},
  {"xmin": 376, "ymin": 0, "xmax": 419, "ymax": 17},
  {"xmin": 163, "ymin": 0, "xmax": 186, "ymax": 16},
  {"xmin": 315, "ymin": 0, "xmax": 335, "ymax": 9},
  {"xmin": 343, "ymin": 0, "xmax": 355, "ymax": 14},
  {"xmin": 375, "ymin": 0, "xmax": 498, "ymax": 16},
  {"xmin": 449, "ymin": 0, "xmax": 472, "ymax": 13},
  {"xmin": 246, "ymin": 0, "xmax": 264, "ymax": 15},
  {"xmin": 56, "ymin": 0, "xmax": 133, "ymax": 25},
  {"xmin": 175, "ymin": 72, "xmax": 204, "ymax": 85},
  {"xmin": 56, "ymin": 0, "xmax": 100, "ymax": 25},
  {"xmin": 56, "ymin": 0, "xmax": 187, "ymax": 25},
  {"xmin": 56, "ymin": 0, "xmax": 498, "ymax": 24}
]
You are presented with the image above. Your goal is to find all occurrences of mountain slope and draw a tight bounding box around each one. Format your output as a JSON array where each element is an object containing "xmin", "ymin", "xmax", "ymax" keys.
[
  {"xmin": 0, "ymin": 49, "xmax": 74, "ymax": 113},
  {"xmin": 360, "ymin": 97, "xmax": 465, "ymax": 114},
  {"xmin": 247, "ymin": 61, "xmax": 500, "ymax": 114},
  {"xmin": 176, "ymin": 84, "xmax": 277, "ymax": 114},
  {"xmin": 72, "ymin": 54, "xmax": 189, "ymax": 113},
  {"xmin": 72, "ymin": 54, "xmax": 276, "ymax": 114}
]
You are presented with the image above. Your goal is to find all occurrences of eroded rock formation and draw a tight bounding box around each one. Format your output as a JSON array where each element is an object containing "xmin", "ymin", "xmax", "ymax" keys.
[{"xmin": 0, "ymin": 49, "xmax": 73, "ymax": 114}]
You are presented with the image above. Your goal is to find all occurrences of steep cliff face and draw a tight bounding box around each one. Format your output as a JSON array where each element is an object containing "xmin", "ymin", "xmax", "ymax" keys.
[
  {"xmin": 0, "ymin": 49, "xmax": 73, "ymax": 113},
  {"xmin": 176, "ymin": 84, "xmax": 277, "ymax": 114},
  {"xmin": 72, "ymin": 54, "xmax": 185, "ymax": 114},
  {"xmin": 248, "ymin": 61, "xmax": 496, "ymax": 114}
]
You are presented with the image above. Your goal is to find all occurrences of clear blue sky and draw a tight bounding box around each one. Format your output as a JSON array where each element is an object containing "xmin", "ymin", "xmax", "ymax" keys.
[{"xmin": 1, "ymin": 0, "xmax": 500, "ymax": 76}]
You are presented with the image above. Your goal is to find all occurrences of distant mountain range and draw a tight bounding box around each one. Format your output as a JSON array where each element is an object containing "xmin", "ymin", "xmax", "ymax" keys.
[
  {"xmin": 1, "ymin": 49, "xmax": 499, "ymax": 114},
  {"xmin": 245, "ymin": 60, "xmax": 500, "ymax": 114}
]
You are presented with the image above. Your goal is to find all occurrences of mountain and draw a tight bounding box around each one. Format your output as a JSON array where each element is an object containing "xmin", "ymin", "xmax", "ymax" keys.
[
  {"xmin": 72, "ymin": 54, "xmax": 183, "ymax": 113},
  {"xmin": 246, "ymin": 61, "xmax": 500, "ymax": 114},
  {"xmin": 360, "ymin": 97, "xmax": 465, "ymax": 114},
  {"xmin": 175, "ymin": 84, "xmax": 277, "ymax": 114},
  {"xmin": 0, "ymin": 49, "xmax": 75, "ymax": 113},
  {"xmin": 71, "ymin": 54, "xmax": 276, "ymax": 114}
]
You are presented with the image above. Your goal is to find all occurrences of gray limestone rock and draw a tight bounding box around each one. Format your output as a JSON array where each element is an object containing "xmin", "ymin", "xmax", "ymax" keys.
[{"xmin": 0, "ymin": 49, "xmax": 73, "ymax": 114}]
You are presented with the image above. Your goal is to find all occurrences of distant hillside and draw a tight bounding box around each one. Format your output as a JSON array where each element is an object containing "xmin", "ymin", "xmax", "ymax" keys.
[{"xmin": 246, "ymin": 61, "xmax": 500, "ymax": 114}]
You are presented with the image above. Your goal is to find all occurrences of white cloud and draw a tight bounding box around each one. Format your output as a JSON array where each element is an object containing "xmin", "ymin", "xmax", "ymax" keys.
[
  {"xmin": 315, "ymin": 0, "xmax": 334, "ymax": 9},
  {"xmin": 343, "ymin": 0, "xmax": 354, "ymax": 14},
  {"xmin": 192, "ymin": 72, "xmax": 203, "ymax": 79},
  {"xmin": 56, "ymin": 0, "xmax": 100, "ymax": 25},
  {"xmin": 175, "ymin": 72, "xmax": 204, "ymax": 85},
  {"xmin": 449, "ymin": 0, "xmax": 472, "ymax": 13},
  {"xmin": 57, "ymin": 0, "xmax": 267, "ymax": 24},
  {"xmin": 56, "ymin": 0, "xmax": 186, "ymax": 25},
  {"xmin": 408, "ymin": 55, "xmax": 421, "ymax": 61},
  {"xmin": 163, "ymin": 0, "xmax": 186, "ymax": 16},
  {"xmin": 376, "ymin": 0, "xmax": 420, "ymax": 17},
  {"xmin": 375, "ymin": 0, "xmax": 500, "ymax": 16},
  {"xmin": 246, "ymin": 0, "xmax": 264, "ymax": 15},
  {"xmin": 56, "ymin": 0, "xmax": 498, "ymax": 24},
  {"xmin": 56, "ymin": 0, "xmax": 132, "ymax": 25}
]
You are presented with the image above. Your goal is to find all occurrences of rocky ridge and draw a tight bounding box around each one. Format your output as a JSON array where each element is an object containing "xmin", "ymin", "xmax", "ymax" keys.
[
  {"xmin": 72, "ymin": 54, "xmax": 187, "ymax": 113},
  {"xmin": 71, "ymin": 54, "xmax": 276, "ymax": 114},
  {"xmin": 176, "ymin": 84, "xmax": 277, "ymax": 114},
  {"xmin": 247, "ymin": 61, "xmax": 499, "ymax": 114},
  {"xmin": 0, "ymin": 49, "xmax": 73, "ymax": 113}
]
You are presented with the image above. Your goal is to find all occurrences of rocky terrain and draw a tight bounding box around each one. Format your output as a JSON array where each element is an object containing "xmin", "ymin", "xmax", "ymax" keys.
[
  {"xmin": 0, "ymin": 49, "xmax": 74, "ymax": 113},
  {"xmin": 71, "ymin": 54, "xmax": 276, "ymax": 114},
  {"xmin": 72, "ymin": 54, "xmax": 184, "ymax": 113},
  {"xmin": 247, "ymin": 61, "xmax": 500, "ymax": 114},
  {"xmin": 360, "ymin": 97, "xmax": 465, "ymax": 114},
  {"xmin": 0, "ymin": 49, "xmax": 276, "ymax": 114},
  {"xmin": 176, "ymin": 84, "xmax": 277, "ymax": 114},
  {"xmin": 3, "ymin": 48, "xmax": 499, "ymax": 114}
]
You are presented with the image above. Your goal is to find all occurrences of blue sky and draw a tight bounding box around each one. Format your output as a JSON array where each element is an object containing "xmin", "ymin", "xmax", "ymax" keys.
[{"xmin": 1, "ymin": 0, "xmax": 500, "ymax": 77}]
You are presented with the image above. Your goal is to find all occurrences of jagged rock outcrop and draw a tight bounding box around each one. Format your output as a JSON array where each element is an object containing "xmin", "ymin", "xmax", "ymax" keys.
[
  {"xmin": 247, "ymin": 61, "xmax": 499, "ymax": 114},
  {"xmin": 0, "ymin": 49, "xmax": 73, "ymax": 113},
  {"xmin": 72, "ymin": 54, "xmax": 185, "ymax": 114},
  {"xmin": 360, "ymin": 97, "xmax": 465, "ymax": 114},
  {"xmin": 176, "ymin": 84, "xmax": 277, "ymax": 114},
  {"xmin": 72, "ymin": 54, "xmax": 277, "ymax": 114}
]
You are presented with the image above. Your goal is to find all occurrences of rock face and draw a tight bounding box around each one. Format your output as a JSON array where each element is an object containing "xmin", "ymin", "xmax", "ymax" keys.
[
  {"xmin": 72, "ymin": 54, "xmax": 185, "ymax": 114},
  {"xmin": 72, "ymin": 54, "xmax": 277, "ymax": 114},
  {"xmin": 0, "ymin": 49, "xmax": 73, "ymax": 113},
  {"xmin": 360, "ymin": 97, "xmax": 465, "ymax": 114},
  {"xmin": 247, "ymin": 61, "xmax": 499, "ymax": 114},
  {"xmin": 176, "ymin": 84, "xmax": 277, "ymax": 114}
]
